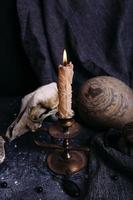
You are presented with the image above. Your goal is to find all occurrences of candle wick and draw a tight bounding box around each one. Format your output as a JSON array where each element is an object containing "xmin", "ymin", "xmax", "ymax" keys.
[{"xmin": 63, "ymin": 61, "xmax": 67, "ymax": 66}]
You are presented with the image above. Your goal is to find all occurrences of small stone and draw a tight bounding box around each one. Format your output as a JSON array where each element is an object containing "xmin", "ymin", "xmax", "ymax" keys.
[
  {"xmin": 34, "ymin": 186, "xmax": 43, "ymax": 193},
  {"xmin": 1, "ymin": 181, "xmax": 8, "ymax": 188},
  {"xmin": 61, "ymin": 179, "xmax": 80, "ymax": 197},
  {"xmin": 14, "ymin": 145, "xmax": 17, "ymax": 148}
]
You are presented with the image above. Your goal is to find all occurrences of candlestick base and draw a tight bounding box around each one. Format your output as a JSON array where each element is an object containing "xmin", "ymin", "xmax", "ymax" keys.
[
  {"xmin": 47, "ymin": 150, "xmax": 87, "ymax": 175},
  {"xmin": 33, "ymin": 118, "xmax": 89, "ymax": 175},
  {"xmin": 49, "ymin": 119, "xmax": 80, "ymax": 139}
]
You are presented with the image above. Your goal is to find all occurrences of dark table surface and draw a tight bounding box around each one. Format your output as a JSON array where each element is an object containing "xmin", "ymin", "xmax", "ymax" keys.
[
  {"xmin": 0, "ymin": 97, "xmax": 90, "ymax": 200},
  {"xmin": 0, "ymin": 97, "xmax": 133, "ymax": 200}
]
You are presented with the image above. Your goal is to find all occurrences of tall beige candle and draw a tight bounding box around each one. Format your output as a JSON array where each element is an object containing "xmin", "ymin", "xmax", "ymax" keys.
[{"xmin": 58, "ymin": 49, "xmax": 74, "ymax": 119}]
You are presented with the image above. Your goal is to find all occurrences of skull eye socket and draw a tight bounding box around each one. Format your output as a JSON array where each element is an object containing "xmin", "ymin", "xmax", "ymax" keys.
[{"xmin": 38, "ymin": 108, "xmax": 52, "ymax": 119}]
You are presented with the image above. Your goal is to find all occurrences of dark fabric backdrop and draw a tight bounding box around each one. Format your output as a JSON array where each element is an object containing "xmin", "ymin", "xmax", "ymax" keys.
[
  {"xmin": 0, "ymin": 0, "xmax": 133, "ymax": 200},
  {"xmin": 17, "ymin": 0, "xmax": 133, "ymax": 92},
  {"xmin": 0, "ymin": 1, "xmax": 38, "ymax": 96}
]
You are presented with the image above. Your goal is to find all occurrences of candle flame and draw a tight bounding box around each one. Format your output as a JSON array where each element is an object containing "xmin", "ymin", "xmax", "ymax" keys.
[{"xmin": 63, "ymin": 49, "xmax": 67, "ymax": 65}]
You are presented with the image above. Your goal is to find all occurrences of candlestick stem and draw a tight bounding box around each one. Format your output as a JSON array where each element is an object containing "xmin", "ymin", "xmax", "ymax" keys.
[{"xmin": 63, "ymin": 137, "xmax": 71, "ymax": 160}]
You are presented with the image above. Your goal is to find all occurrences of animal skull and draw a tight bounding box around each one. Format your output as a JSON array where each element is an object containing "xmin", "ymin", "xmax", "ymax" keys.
[{"xmin": 6, "ymin": 82, "xmax": 59, "ymax": 141}]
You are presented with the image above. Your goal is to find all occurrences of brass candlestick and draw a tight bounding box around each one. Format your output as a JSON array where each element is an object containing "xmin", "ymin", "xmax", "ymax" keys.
[
  {"xmin": 47, "ymin": 118, "xmax": 88, "ymax": 175},
  {"xmin": 33, "ymin": 117, "xmax": 89, "ymax": 175},
  {"xmin": 33, "ymin": 49, "xmax": 89, "ymax": 175}
]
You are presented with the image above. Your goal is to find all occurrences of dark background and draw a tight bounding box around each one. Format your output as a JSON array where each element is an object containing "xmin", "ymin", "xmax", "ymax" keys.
[
  {"xmin": 0, "ymin": 1, "xmax": 133, "ymax": 200},
  {"xmin": 0, "ymin": 0, "xmax": 38, "ymax": 96}
]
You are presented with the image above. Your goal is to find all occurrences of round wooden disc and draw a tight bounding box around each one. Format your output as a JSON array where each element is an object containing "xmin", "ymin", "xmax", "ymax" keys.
[{"xmin": 47, "ymin": 151, "xmax": 87, "ymax": 175}]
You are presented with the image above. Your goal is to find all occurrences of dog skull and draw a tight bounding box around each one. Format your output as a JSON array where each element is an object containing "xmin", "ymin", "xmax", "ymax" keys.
[{"xmin": 6, "ymin": 82, "xmax": 59, "ymax": 141}]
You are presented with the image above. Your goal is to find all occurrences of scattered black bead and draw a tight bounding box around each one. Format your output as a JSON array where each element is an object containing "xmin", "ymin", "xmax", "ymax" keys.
[
  {"xmin": 0, "ymin": 181, "xmax": 8, "ymax": 188},
  {"xmin": 61, "ymin": 179, "xmax": 80, "ymax": 198},
  {"xmin": 34, "ymin": 186, "xmax": 43, "ymax": 193},
  {"xmin": 110, "ymin": 175, "xmax": 118, "ymax": 181}
]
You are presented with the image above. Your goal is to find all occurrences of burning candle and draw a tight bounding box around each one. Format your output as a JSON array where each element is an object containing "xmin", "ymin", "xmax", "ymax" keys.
[{"xmin": 58, "ymin": 49, "xmax": 74, "ymax": 119}]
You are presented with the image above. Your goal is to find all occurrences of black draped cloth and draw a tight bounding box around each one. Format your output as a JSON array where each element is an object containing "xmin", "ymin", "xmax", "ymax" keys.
[{"xmin": 0, "ymin": 0, "xmax": 133, "ymax": 199}]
